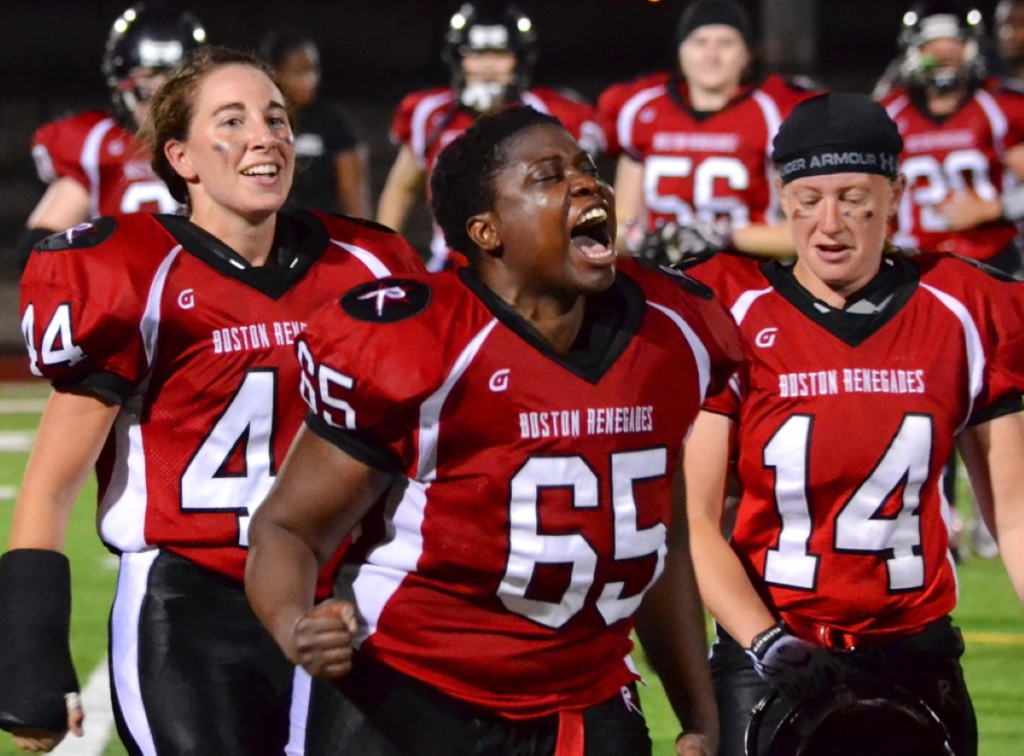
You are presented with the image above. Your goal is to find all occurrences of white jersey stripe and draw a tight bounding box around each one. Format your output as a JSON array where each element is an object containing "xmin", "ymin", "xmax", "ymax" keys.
[
  {"xmin": 284, "ymin": 668, "xmax": 312, "ymax": 756},
  {"xmin": 884, "ymin": 94, "xmax": 911, "ymax": 119},
  {"xmin": 647, "ymin": 302, "xmax": 712, "ymax": 403},
  {"xmin": 109, "ymin": 550, "xmax": 160, "ymax": 756},
  {"xmin": 920, "ymin": 283, "xmax": 987, "ymax": 430},
  {"xmin": 81, "ymin": 118, "xmax": 117, "ymax": 217},
  {"xmin": 332, "ymin": 240, "xmax": 395, "ymax": 279},
  {"xmin": 141, "ymin": 245, "xmax": 182, "ymax": 367},
  {"xmin": 974, "ymin": 89, "xmax": 1009, "ymax": 161},
  {"xmin": 751, "ymin": 90, "xmax": 785, "ymax": 222},
  {"xmin": 520, "ymin": 91, "xmax": 551, "ymax": 114},
  {"xmin": 617, "ymin": 86, "xmax": 665, "ymax": 156},
  {"xmin": 99, "ymin": 245, "xmax": 181, "ymax": 552},
  {"xmin": 730, "ymin": 286, "xmax": 774, "ymax": 325},
  {"xmin": 352, "ymin": 478, "xmax": 431, "ymax": 643},
  {"xmin": 416, "ymin": 319, "xmax": 499, "ymax": 481},
  {"xmin": 410, "ymin": 91, "xmax": 456, "ymax": 167}
]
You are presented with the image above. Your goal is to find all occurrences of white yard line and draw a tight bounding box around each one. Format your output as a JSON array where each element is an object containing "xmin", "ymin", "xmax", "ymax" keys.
[
  {"xmin": 0, "ymin": 431, "xmax": 34, "ymax": 452},
  {"xmin": 0, "ymin": 398, "xmax": 48, "ymax": 414},
  {"xmin": 0, "ymin": 485, "xmax": 16, "ymax": 500},
  {"xmin": 53, "ymin": 658, "xmax": 114, "ymax": 755}
]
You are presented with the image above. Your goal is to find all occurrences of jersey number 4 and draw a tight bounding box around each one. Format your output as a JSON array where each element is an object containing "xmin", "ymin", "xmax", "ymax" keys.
[
  {"xmin": 180, "ymin": 370, "xmax": 277, "ymax": 547},
  {"xmin": 763, "ymin": 413, "xmax": 932, "ymax": 592},
  {"xmin": 498, "ymin": 449, "xmax": 668, "ymax": 629}
]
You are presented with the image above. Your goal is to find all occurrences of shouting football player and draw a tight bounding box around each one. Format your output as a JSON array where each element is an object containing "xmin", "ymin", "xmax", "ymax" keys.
[
  {"xmin": 597, "ymin": 0, "xmax": 820, "ymax": 264},
  {"xmin": 0, "ymin": 46, "xmax": 423, "ymax": 754},
  {"xmin": 246, "ymin": 106, "xmax": 745, "ymax": 756},
  {"xmin": 684, "ymin": 92, "xmax": 1024, "ymax": 755},
  {"xmin": 376, "ymin": 2, "xmax": 603, "ymax": 271},
  {"xmin": 17, "ymin": 3, "xmax": 205, "ymax": 271}
]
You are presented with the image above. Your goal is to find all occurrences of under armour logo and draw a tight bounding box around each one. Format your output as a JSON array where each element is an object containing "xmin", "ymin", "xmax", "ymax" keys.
[
  {"xmin": 358, "ymin": 285, "xmax": 410, "ymax": 316},
  {"xmin": 489, "ymin": 368, "xmax": 510, "ymax": 392},
  {"xmin": 755, "ymin": 327, "xmax": 778, "ymax": 348},
  {"xmin": 178, "ymin": 289, "xmax": 195, "ymax": 309}
]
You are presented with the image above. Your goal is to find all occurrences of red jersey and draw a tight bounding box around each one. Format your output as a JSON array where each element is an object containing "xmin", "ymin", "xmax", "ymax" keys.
[
  {"xmin": 882, "ymin": 81, "xmax": 1024, "ymax": 261},
  {"xmin": 31, "ymin": 110, "xmax": 178, "ymax": 217},
  {"xmin": 298, "ymin": 259, "xmax": 742, "ymax": 718},
  {"xmin": 20, "ymin": 211, "xmax": 424, "ymax": 592},
  {"xmin": 597, "ymin": 74, "xmax": 819, "ymax": 231},
  {"xmin": 389, "ymin": 86, "xmax": 602, "ymax": 268},
  {"xmin": 689, "ymin": 252, "xmax": 1024, "ymax": 640}
]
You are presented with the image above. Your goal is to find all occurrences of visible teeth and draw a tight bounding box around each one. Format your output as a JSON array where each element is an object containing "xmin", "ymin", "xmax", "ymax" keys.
[
  {"xmin": 242, "ymin": 165, "xmax": 278, "ymax": 176},
  {"xmin": 575, "ymin": 207, "xmax": 608, "ymax": 227}
]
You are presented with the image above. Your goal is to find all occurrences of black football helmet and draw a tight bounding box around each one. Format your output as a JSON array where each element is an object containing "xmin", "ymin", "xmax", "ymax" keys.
[
  {"xmin": 899, "ymin": 0, "xmax": 986, "ymax": 93},
  {"xmin": 441, "ymin": 3, "xmax": 537, "ymax": 112},
  {"xmin": 102, "ymin": 3, "xmax": 207, "ymax": 124},
  {"xmin": 745, "ymin": 680, "xmax": 955, "ymax": 756}
]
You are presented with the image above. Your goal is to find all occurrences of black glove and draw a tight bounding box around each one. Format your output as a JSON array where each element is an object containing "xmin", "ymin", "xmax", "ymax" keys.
[
  {"xmin": 745, "ymin": 622, "xmax": 842, "ymax": 702},
  {"xmin": 629, "ymin": 219, "xmax": 730, "ymax": 269}
]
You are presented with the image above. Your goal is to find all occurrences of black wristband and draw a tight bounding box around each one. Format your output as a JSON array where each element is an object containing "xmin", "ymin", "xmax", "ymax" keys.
[
  {"xmin": 748, "ymin": 621, "xmax": 786, "ymax": 659},
  {"xmin": 0, "ymin": 549, "xmax": 80, "ymax": 732}
]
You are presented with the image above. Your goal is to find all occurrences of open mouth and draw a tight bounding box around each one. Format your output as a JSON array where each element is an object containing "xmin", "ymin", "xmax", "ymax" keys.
[
  {"xmin": 241, "ymin": 164, "xmax": 280, "ymax": 178},
  {"xmin": 571, "ymin": 207, "xmax": 613, "ymax": 261}
]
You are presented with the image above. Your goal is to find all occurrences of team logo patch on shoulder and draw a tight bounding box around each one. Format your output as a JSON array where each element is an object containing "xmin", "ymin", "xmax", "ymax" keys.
[
  {"xmin": 341, "ymin": 279, "xmax": 432, "ymax": 323},
  {"xmin": 36, "ymin": 217, "xmax": 118, "ymax": 252}
]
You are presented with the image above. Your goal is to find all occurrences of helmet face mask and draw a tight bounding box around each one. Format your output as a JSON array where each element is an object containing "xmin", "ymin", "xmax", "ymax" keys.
[
  {"xmin": 899, "ymin": 1, "xmax": 986, "ymax": 94},
  {"xmin": 442, "ymin": 3, "xmax": 537, "ymax": 113},
  {"xmin": 102, "ymin": 3, "xmax": 206, "ymax": 125}
]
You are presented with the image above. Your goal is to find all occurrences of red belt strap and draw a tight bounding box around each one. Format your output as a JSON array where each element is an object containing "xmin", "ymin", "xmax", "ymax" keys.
[{"xmin": 555, "ymin": 709, "xmax": 585, "ymax": 756}]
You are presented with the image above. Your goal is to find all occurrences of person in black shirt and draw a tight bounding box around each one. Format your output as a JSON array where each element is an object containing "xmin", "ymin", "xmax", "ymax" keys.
[{"xmin": 261, "ymin": 29, "xmax": 370, "ymax": 216}]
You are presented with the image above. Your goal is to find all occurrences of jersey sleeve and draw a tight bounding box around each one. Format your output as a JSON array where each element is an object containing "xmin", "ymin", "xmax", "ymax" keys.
[
  {"xmin": 297, "ymin": 280, "xmax": 441, "ymax": 474},
  {"xmin": 979, "ymin": 271, "xmax": 1024, "ymax": 410},
  {"xmin": 596, "ymin": 81, "xmax": 634, "ymax": 158},
  {"xmin": 596, "ymin": 73, "xmax": 671, "ymax": 159},
  {"xmin": 20, "ymin": 219, "xmax": 150, "ymax": 402},
  {"xmin": 533, "ymin": 89, "xmax": 605, "ymax": 156},
  {"xmin": 995, "ymin": 86, "xmax": 1024, "ymax": 149},
  {"xmin": 30, "ymin": 115, "xmax": 101, "ymax": 189},
  {"xmin": 389, "ymin": 92, "xmax": 421, "ymax": 147}
]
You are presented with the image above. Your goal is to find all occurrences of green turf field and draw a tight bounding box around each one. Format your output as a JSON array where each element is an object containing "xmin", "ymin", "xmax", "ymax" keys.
[{"xmin": 0, "ymin": 381, "xmax": 1020, "ymax": 755}]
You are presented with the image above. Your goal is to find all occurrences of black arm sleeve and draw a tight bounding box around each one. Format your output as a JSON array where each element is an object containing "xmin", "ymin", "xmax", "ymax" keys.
[{"xmin": 0, "ymin": 549, "xmax": 79, "ymax": 733}]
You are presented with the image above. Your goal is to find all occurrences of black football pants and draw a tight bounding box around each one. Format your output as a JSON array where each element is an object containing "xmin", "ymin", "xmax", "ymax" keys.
[
  {"xmin": 304, "ymin": 651, "xmax": 653, "ymax": 755},
  {"xmin": 109, "ymin": 549, "xmax": 309, "ymax": 755}
]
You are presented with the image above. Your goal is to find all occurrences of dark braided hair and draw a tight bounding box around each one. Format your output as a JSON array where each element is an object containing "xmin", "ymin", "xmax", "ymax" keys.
[{"xmin": 430, "ymin": 106, "xmax": 562, "ymax": 264}]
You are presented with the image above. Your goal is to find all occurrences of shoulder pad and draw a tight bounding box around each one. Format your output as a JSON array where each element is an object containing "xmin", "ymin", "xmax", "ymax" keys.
[
  {"xmin": 35, "ymin": 218, "xmax": 118, "ymax": 252},
  {"xmin": 671, "ymin": 268, "xmax": 715, "ymax": 299},
  {"xmin": 782, "ymin": 75, "xmax": 822, "ymax": 93},
  {"xmin": 951, "ymin": 253, "xmax": 1023, "ymax": 283},
  {"xmin": 994, "ymin": 78, "xmax": 1024, "ymax": 96},
  {"xmin": 341, "ymin": 278, "xmax": 432, "ymax": 323},
  {"xmin": 550, "ymin": 86, "xmax": 590, "ymax": 105}
]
